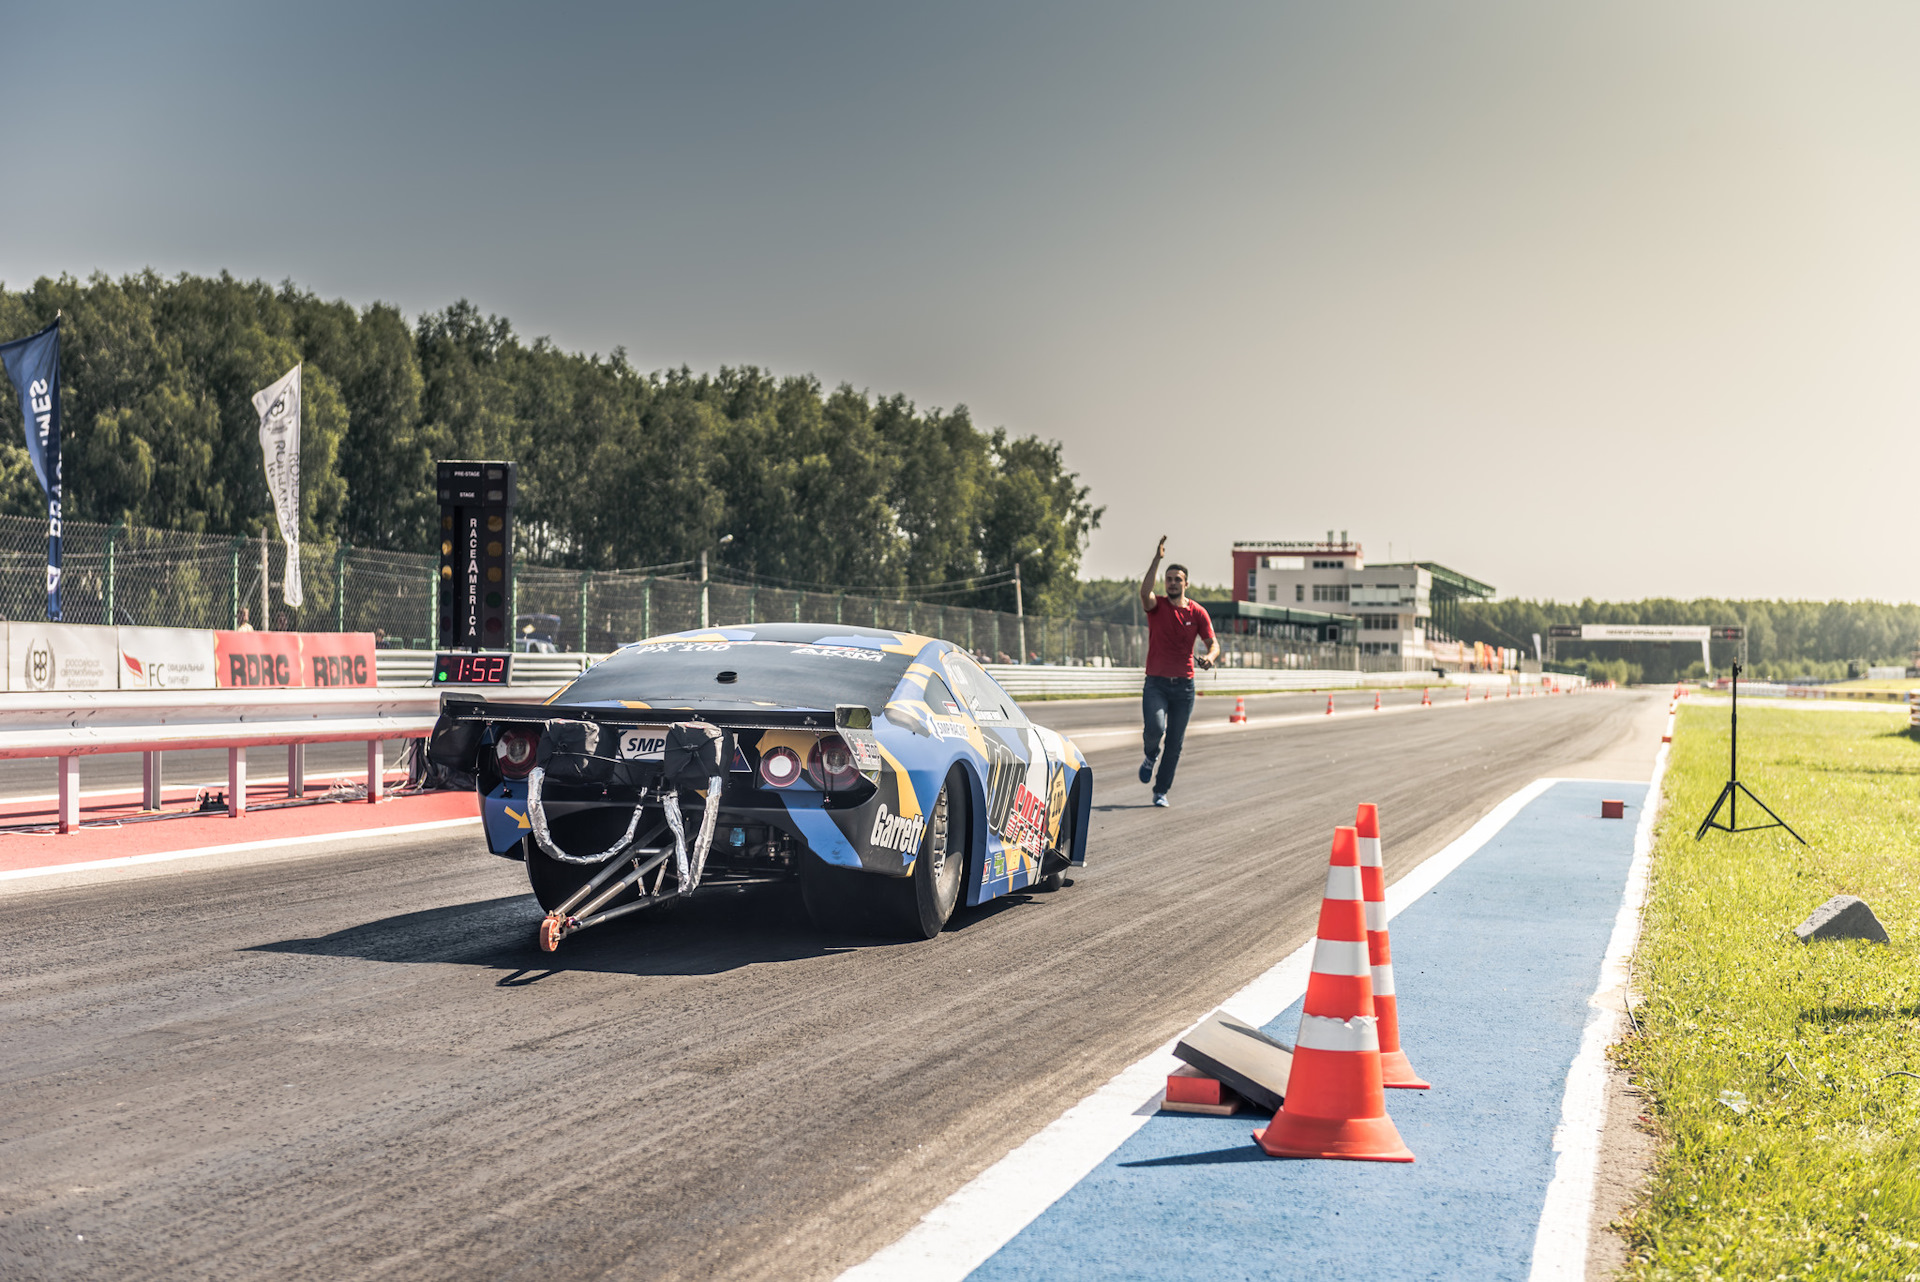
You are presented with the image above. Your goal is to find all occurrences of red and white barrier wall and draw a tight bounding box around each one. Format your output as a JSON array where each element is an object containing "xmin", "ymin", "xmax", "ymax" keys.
[{"xmin": 3, "ymin": 622, "xmax": 376, "ymax": 692}]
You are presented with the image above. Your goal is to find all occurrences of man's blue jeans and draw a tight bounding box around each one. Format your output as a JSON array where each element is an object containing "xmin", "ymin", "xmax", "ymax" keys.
[{"xmin": 1141, "ymin": 675, "xmax": 1196, "ymax": 795}]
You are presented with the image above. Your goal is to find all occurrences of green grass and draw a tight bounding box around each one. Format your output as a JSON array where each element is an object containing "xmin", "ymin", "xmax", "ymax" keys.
[{"xmin": 1621, "ymin": 706, "xmax": 1920, "ymax": 1279}]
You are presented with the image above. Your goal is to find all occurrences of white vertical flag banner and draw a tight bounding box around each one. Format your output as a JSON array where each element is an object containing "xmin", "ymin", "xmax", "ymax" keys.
[{"xmin": 252, "ymin": 364, "xmax": 303, "ymax": 608}]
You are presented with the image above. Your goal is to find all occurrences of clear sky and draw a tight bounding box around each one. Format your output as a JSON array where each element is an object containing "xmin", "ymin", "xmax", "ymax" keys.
[{"xmin": 3, "ymin": 2, "xmax": 1917, "ymax": 601}]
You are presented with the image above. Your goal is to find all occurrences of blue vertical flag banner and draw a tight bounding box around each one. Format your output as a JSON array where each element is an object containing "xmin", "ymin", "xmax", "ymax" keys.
[{"xmin": 0, "ymin": 321, "xmax": 62, "ymax": 620}]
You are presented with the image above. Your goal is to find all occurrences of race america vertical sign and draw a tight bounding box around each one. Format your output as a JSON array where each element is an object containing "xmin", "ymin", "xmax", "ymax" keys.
[{"xmin": 0, "ymin": 320, "xmax": 63, "ymax": 620}]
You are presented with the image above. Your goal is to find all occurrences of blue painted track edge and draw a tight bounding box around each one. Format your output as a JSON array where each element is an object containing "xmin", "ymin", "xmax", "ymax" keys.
[{"xmin": 840, "ymin": 774, "xmax": 1646, "ymax": 1282}]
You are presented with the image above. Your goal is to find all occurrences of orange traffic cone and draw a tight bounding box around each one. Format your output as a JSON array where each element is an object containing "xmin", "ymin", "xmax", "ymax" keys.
[
  {"xmin": 1373, "ymin": 691, "xmax": 1381, "ymax": 711},
  {"xmin": 1355, "ymin": 803, "xmax": 1428, "ymax": 1090},
  {"xmin": 1420, "ymin": 687, "xmax": 1430, "ymax": 706},
  {"xmin": 1465, "ymin": 686, "xmax": 1471, "ymax": 704},
  {"xmin": 1229, "ymin": 696, "xmax": 1249, "ymax": 725},
  {"xmin": 1326, "ymin": 693, "xmax": 1334, "ymax": 716},
  {"xmin": 1253, "ymin": 826, "xmax": 1414, "ymax": 1162},
  {"xmin": 1482, "ymin": 687, "xmax": 1489, "ymax": 701}
]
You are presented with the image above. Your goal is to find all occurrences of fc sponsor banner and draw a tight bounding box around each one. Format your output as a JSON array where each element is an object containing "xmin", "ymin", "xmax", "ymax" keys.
[
  {"xmin": 212, "ymin": 631, "xmax": 377, "ymax": 688},
  {"xmin": 5, "ymin": 622, "xmax": 119, "ymax": 692},
  {"xmin": 215, "ymin": 630, "xmax": 305, "ymax": 688},
  {"xmin": 118, "ymin": 626, "xmax": 217, "ymax": 689},
  {"xmin": 301, "ymin": 632, "xmax": 377, "ymax": 688}
]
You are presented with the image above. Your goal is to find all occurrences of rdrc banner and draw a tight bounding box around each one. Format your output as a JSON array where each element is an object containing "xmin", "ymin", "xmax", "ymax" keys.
[
  {"xmin": 299, "ymin": 632, "xmax": 376, "ymax": 688},
  {"xmin": 215, "ymin": 631, "xmax": 304, "ymax": 688},
  {"xmin": 0, "ymin": 321, "xmax": 62, "ymax": 620},
  {"xmin": 213, "ymin": 631, "xmax": 376, "ymax": 688}
]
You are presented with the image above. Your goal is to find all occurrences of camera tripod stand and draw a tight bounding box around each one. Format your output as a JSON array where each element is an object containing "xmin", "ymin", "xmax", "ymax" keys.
[{"xmin": 1695, "ymin": 661, "xmax": 1805, "ymax": 843}]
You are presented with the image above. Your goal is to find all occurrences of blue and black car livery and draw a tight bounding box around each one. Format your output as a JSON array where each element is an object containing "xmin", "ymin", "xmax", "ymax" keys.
[{"xmin": 427, "ymin": 623, "xmax": 1092, "ymax": 948}]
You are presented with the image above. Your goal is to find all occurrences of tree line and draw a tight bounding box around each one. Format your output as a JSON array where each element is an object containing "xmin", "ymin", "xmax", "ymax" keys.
[
  {"xmin": 1459, "ymin": 598, "xmax": 1920, "ymax": 682},
  {"xmin": 0, "ymin": 272, "xmax": 1099, "ymax": 616}
]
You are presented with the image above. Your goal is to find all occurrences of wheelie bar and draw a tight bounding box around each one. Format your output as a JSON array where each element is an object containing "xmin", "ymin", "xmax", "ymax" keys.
[
  {"xmin": 533, "ymin": 776, "xmax": 727, "ymax": 953},
  {"xmin": 539, "ymin": 827, "xmax": 672, "ymax": 953}
]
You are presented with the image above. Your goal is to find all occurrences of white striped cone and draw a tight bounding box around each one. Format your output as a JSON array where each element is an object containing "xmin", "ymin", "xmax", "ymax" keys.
[
  {"xmin": 1355, "ymin": 803, "xmax": 1429, "ymax": 1089},
  {"xmin": 1252, "ymin": 826, "xmax": 1414, "ymax": 1162}
]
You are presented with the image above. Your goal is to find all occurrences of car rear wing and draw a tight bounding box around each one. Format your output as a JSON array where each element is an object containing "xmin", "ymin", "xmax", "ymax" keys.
[{"xmin": 435, "ymin": 694, "xmax": 844, "ymax": 730}]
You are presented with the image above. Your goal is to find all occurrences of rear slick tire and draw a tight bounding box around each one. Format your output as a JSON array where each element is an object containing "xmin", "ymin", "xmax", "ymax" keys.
[
  {"xmin": 883, "ymin": 780, "xmax": 962, "ymax": 939},
  {"xmin": 801, "ymin": 779, "xmax": 963, "ymax": 940}
]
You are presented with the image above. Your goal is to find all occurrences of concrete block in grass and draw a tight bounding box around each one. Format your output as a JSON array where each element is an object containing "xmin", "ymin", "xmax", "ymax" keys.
[{"xmin": 1793, "ymin": 895, "xmax": 1889, "ymax": 944}]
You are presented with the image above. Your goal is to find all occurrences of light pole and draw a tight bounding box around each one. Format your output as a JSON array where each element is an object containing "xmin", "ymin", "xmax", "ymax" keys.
[
  {"xmin": 700, "ymin": 534, "xmax": 733, "ymax": 629},
  {"xmin": 1013, "ymin": 545, "xmax": 1040, "ymax": 664}
]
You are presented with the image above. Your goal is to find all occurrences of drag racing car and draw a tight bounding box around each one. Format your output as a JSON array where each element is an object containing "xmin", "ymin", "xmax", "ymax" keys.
[{"xmin": 427, "ymin": 624, "xmax": 1092, "ymax": 951}]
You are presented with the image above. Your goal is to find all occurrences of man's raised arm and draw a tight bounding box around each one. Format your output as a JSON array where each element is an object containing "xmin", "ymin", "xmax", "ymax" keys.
[{"xmin": 1140, "ymin": 536, "xmax": 1166, "ymax": 614}]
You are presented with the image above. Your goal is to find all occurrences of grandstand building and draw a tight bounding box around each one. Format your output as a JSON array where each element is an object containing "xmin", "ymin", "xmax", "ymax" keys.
[{"xmin": 1227, "ymin": 536, "xmax": 1509, "ymax": 672}]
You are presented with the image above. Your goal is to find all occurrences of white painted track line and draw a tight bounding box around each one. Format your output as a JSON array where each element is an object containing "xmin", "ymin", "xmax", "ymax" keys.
[{"xmin": 1527, "ymin": 712, "xmax": 1672, "ymax": 1277}]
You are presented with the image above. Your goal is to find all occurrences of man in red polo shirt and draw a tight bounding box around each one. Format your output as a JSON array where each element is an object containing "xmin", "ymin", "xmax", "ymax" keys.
[{"xmin": 1138, "ymin": 537, "xmax": 1219, "ymax": 807}]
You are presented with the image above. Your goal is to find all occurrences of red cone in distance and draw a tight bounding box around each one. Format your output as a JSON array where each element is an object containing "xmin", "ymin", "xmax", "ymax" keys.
[
  {"xmin": 1373, "ymin": 691, "xmax": 1381, "ymax": 711},
  {"xmin": 1252, "ymin": 826, "xmax": 1415, "ymax": 1162},
  {"xmin": 1229, "ymin": 696, "xmax": 1248, "ymax": 725},
  {"xmin": 1355, "ymin": 803, "xmax": 1428, "ymax": 1090},
  {"xmin": 1326, "ymin": 693, "xmax": 1334, "ymax": 716},
  {"xmin": 1421, "ymin": 687, "xmax": 1430, "ymax": 706}
]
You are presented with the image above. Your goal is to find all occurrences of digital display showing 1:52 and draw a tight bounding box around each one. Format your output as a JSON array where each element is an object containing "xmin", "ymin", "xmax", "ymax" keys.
[{"xmin": 436, "ymin": 653, "xmax": 512, "ymax": 685}]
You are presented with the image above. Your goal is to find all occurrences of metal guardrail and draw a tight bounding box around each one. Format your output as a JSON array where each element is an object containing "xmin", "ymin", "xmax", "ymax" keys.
[
  {"xmin": 379, "ymin": 651, "xmax": 1519, "ymax": 699},
  {"xmin": 980, "ymin": 665, "xmax": 1441, "ymax": 699},
  {"xmin": 7, "ymin": 652, "xmax": 1565, "ymax": 835},
  {"xmin": 0, "ymin": 684, "xmax": 567, "ymax": 833},
  {"xmin": 977, "ymin": 665, "xmax": 1537, "ymax": 699},
  {"xmin": 1712, "ymin": 682, "xmax": 1912, "ymax": 704},
  {"xmin": 0, "ymin": 688, "xmax": 441, "ymax": 755}
]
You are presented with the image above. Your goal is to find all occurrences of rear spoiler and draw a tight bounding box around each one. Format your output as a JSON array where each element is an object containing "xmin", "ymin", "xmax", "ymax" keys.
[{"xmin": 436, "ymin": 694, "xmax": 840, "ymax": 731}]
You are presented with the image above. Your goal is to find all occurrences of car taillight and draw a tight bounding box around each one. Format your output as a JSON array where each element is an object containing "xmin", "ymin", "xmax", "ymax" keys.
[
  {"xmin": 759, "ymin": 746, "xmax": 802, "ymax": 789},
  {"xmin": 496, "ymin": 727, "xmax": 539, "ymax": 778},
  {"xmin": 808, "ymin": 735, "xmax": 860, "ymax": 790}
]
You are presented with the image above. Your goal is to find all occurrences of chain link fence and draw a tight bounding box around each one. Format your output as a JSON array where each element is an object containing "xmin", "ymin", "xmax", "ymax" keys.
[{"xmin": 0, "ymin": 514, "xmax": 1364, "ymax": 670}]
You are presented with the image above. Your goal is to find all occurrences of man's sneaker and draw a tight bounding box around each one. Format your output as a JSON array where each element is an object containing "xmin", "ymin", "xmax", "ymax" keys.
[
  {"xmin": 1152, "ymin": 793, "xmax": 1170, "ymax": 808},
  {"xmin": 1138, "ymin": 758, "xmax": 1154, "ymax": 785}
]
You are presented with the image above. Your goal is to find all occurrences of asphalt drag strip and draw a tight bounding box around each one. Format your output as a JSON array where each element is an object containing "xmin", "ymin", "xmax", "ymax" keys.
[{"xmin": 0, "ymin": 689, "xmax": 1653, "ymax": 1281}]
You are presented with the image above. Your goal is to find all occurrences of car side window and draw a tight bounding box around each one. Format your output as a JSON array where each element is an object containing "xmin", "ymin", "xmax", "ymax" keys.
[
  {"xmin": 944, "ymin": 652, "xmax": 1027, "ymax": 726},
  {"xmin": 923, "ymin": 674, "xmax": 965, "ymax": 719}
]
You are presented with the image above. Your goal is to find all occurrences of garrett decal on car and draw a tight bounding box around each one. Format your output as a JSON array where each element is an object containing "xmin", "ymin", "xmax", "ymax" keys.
[
  {"xmin": 791, "ymin": 646, "xmax": 885, "ymax": 662},
  {"xmin": 869, "ymin": 803, "xmax": 928, "ymax": 853}
]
